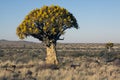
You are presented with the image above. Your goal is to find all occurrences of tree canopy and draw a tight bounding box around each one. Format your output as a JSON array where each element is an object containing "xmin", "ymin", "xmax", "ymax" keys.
[{"xmin": 16, "ymin": 5, "xmax": 78, "ymax": 46}]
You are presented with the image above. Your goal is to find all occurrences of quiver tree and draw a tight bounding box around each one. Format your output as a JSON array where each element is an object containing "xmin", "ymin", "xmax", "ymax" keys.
[
  {"xmin": 105, "ymin": 42, "xmax": 114, "ymax": 52},
  {"xmin": 16, "ymin": 5, "xmax": 78, "ymax": 65}
]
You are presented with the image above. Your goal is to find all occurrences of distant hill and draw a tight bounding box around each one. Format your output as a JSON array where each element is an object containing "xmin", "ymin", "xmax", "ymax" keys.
[
  {"xmin": 0, "ymin": 39, "xmax": 120, "ymax": 50},
  {"xmin": 0, "ymin": 39, "xmax": 44, "ymax": 48},
  {"xmin": 0, "ymin": 39, "xmax": 38, "ymax": 44}
]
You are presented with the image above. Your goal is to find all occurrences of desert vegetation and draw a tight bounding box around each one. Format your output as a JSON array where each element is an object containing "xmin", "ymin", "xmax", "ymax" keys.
[
  {"xmin": 0, "ymin": 40, "xmax": 120, "ymax": 80},
  {"xmin": 105, "ymin": 42, "xmax": 114, "ymax": 52},
  {"xmin": 16, "ymin": 5, "xmax": 78, "ymax": 65},
  {"xmin": 0, "ymin": 4, "xmax": 119, "ymax": 80}
]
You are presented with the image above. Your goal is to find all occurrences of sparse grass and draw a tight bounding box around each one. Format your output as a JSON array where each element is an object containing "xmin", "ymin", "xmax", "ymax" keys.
[{"xmin": 0, "ymin": 42, "xmax": 120, "ymax": 80}]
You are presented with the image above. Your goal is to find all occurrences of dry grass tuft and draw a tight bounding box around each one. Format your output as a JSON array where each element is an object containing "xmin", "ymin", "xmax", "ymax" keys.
[{"xmin": 0, "ymin": 42, "xmax": 120, "ymax": 80}]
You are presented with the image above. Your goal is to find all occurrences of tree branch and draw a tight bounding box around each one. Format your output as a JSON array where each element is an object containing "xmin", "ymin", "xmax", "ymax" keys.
[
  {"xmin": 34, "ymin": 22, "xmax": 47, "ymax": 37},
  {"xmin": 31, "ymin": 34, "xmax": 43, "ymax": 41},
  {"xmin": 55, "ymin": 25, "xmax": 68, "ymax": 40}
]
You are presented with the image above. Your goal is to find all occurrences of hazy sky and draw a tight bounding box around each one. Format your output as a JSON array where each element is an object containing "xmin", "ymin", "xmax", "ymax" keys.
[{"xmin": 0, "ymin": 0, "xmax": 120, "ymax": 43}]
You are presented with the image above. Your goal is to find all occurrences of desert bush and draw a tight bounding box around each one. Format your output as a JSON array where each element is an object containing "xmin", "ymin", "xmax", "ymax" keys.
[
  {"xmin": 11, "ymin": 72, "xmax": 20, "ymax": 80},
  {"xmin": 1, "ymin": 42, "xmax": 120, "ymax": 80},
  {"xmin": 0, "ymin": 77, "xmax": 8, "ymax": 80},
  {"xmin": 99, "ymin": 49, "xmax": 120, "ymax": 63}
]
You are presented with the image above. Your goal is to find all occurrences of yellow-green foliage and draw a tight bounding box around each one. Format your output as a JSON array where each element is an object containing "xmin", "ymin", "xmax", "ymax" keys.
[
  {"xmin": 16, "ymin": 5, "xmax": 78, "ymax": 40},
  {"xmin": 105, "ymin": 42, "xmax": 114, "ymax": 49}
]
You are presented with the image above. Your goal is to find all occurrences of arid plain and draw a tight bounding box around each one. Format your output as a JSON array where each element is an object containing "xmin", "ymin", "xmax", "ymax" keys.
[{"xmin": 0, "ymin": 40, "xmax": 120, "ymax": 80}]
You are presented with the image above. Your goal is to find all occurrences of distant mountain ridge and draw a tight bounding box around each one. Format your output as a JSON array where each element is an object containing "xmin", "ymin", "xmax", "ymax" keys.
[
  {"xmin": 0, "ymin": 39, "xmax": 37, "ymax": 43},
  {"xmin": 0, "ymin": 39, "xmax": 43, "ymax": 48}
]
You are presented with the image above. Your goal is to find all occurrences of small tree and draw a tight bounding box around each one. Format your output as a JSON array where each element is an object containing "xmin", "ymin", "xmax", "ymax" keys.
[
  {"xmin": 16, "ymin": 5, "xmax": 78, "ymax": 65},
  {"xmin": 105, "ymin": 42, "xmax": 114, "ymax": 52}
]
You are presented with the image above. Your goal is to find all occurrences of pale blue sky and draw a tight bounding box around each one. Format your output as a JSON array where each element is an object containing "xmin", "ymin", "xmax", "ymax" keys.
[{"xmin": 0, "ymin": 0, "xmax": 120, "ymax": 43}]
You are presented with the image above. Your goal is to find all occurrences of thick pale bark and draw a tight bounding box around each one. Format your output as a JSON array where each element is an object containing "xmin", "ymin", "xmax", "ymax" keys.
[
  {"xmin": 107, "ymin": 46, "xmax": 112, "ymax": 52},
  {"xmin": 46, "ymin": 43, "xmax": 58, "ymax": 65}
]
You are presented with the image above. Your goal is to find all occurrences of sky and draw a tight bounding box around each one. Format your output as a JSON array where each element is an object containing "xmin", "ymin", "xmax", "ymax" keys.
[{"xmin": 0, "ymin": 0, "xmax": 120, "ymax": 43}]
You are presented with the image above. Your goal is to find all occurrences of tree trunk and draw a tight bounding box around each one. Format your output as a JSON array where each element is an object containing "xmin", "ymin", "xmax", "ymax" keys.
[
  {"xmin": 46, "ymin": 43, "xmax": 58, "ymax": 65},
  {"xmin": 108, "ymin": 46, "xmax": 111, "ymax": 52}
]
